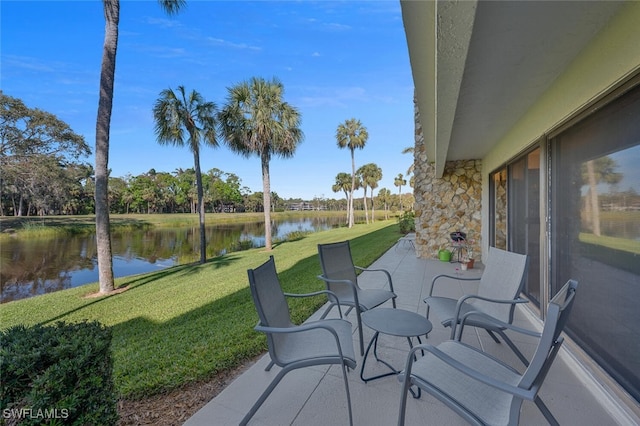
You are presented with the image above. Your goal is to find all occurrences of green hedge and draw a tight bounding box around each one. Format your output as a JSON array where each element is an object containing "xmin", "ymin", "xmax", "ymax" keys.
[{"xmin": 1, "ymin": 321, "xmax": 118, "ymax": 425}]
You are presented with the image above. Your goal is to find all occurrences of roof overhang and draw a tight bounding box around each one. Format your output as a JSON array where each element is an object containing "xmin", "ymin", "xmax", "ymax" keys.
[{"xmin": 401, "ymin": 0, "xmax": 626, "ymax": 177}]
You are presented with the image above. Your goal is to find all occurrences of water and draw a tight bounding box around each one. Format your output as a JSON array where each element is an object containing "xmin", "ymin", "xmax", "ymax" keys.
[{"xmin": 0, "ymin": 216, "xmax": 343, "ymax": 303}]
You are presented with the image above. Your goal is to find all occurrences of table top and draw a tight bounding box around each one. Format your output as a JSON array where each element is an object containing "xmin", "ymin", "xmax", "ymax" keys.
[{"xmin": 361, "ymin": 308, "xmax": 432, "ymax": 337}]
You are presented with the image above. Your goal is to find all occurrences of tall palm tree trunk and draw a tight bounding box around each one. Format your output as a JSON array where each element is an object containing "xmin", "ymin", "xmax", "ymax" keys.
[
  {"xmin": 363, "ymin": 187, "xmax": 369, "ymax": 224},
  {"xmin": 193, "ymin": 148, "xmax": 207, "ymax": 263},
  {"xmin": 262, "ymin": 153, "xmax": 273, "ymax": 250},
  {"xmin": 349, "ymin": 150, "xmax": 355, "ymax": 228},
  {"xmin": 95, "ymin": 0, "xmax": 119, "ymax": 294},
  {"xmin": 370, "ymin": 190, "xmax": 375, "ymax": 222}
]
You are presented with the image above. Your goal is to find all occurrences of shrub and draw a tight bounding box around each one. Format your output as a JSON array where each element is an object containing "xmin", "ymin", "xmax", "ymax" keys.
[
  {"xmin": 397, "ymin": 211, "xmax": 415, "ymax": 234},
  {"xmin": 0, "ymin": 321, "xmax": 118, "ymax": 426}
]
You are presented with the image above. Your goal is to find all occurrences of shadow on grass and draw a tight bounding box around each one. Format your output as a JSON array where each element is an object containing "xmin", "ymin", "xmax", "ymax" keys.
[
  {"xmin": 110, "ymin": 225, "xmax": 401, "ymax": 396},
  {"xmin": 37, "ymin": 254, "xmax": 243, "ymax": 327},
  {"xmin": 41, "ymin": 224, "xmax": 401, "ymax": 398}
]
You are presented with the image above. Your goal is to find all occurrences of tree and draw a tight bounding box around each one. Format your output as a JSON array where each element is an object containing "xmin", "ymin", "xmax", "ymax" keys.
[
  {"xmin": 332, "ymin": 172, "xmax": 352, "ymax": 222},
  {"xmin": 582, "ymin": 156, "xmax": 623, "ymax": 236},
  {"xmin": 358, "ymin": 163, "xmax": 382, "ymax": 223},
  {"xmin": 394, "ymin": 173, "xmax": 407, "ymax": 211},
  {"xmin": 377, "ymin": 188, "xmax": 392, "ymax": 219},
  {"xmin": 0, "ymin": 92, "xmax": 91, "ymax": 216},
  {"xmin": 402, "ymin": 146, "xmax": 415, "ymax": 175},
  {"xmin": 94, "ymin": 0, "xmax": 185, "ymax": 294},
  {"xmin": 357, "ymin": 163, "xmax": 382, "ymax": 224},
  {"xmin": 219, "ymin": 76, "xmax": 303, "ymax": 250},
  {"xmin": 153, "ymin": 85, "xmax": 218, "ymax": 263},
  {"xmin": 336, "ymin": 118, "xmax": 368, "ymax": 228}
]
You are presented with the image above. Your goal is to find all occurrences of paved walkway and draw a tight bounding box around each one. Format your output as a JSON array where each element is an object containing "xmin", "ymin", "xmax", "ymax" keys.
[{"xmin": 185, "ymin": 242, "xmax": 634, "ymax": 425}]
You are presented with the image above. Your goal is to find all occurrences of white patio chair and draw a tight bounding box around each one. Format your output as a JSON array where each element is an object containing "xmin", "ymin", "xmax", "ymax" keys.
[{"xmin": 399, "ymin": 279, "xmax": 578, "ymax": 426}]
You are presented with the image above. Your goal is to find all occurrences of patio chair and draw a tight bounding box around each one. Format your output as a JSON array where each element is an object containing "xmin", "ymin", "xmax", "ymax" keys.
[
  {"xmin": 317, "ymin": 240, "xmax": 397, "ymax": 355},
  {"xmin": 425, "ymin": 247, "xmax": 530, "ymax": 365},
  {"xmin": 242, "ymin": 256, "xmax": 356, "ymax": 426},
  {"xmin": 399, "ymin": 279, "xmax": 578, "ymax": 426}
]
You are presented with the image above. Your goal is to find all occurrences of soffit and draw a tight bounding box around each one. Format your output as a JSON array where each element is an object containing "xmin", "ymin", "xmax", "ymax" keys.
[{"xmin": 402, "ymin": 0, "xmax": 625, "ymax": 176}]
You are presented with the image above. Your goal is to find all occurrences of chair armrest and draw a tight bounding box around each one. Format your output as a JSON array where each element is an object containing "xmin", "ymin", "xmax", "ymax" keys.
[
  {"xmin": 455, "ymin": 294, "xmax": 529, "ymax": 313},
  {"xmin": 284, "ymin": 289, "xmax": 344, "ymax": 318},
  {"xmin": 317, "ymin": 275, "xmax": 360, "ymax": 307},
  {"xmin": 456, "ymin": 309, "xmax": 541, "ymax": 340},
  {"xmin": 428, "ymin": 273, "xmax": 480, "ymax": 297},
  {"xmin": 354, "ymin": 266, "xmax": 395, "ymax": 293},
  {"xmin": 400, "ymin": 343, "xmax": 536, "ymax": 401},
  {"xmin": 254, "ymin": 319, "xmax": 351, "ymax": 360}
]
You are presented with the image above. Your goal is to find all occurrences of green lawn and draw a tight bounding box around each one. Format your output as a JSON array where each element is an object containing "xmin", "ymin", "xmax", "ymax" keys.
[{"xmin": 0, "ymin": 220, "xmax": 401, "ymax": 399}]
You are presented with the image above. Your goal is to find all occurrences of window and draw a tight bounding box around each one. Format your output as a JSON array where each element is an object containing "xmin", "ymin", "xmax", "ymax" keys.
[
  {"xmin": 490, "ymin": 148, "xmax": 542, "ymax": 305},
  {"xmin": 551, "ymin": 83, "xmax": 640, "ymax": 402}
]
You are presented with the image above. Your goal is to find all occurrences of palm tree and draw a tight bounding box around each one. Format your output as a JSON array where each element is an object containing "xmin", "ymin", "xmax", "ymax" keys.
[
  {"xmin": 219, "ymin": 76, "xmax": 303, "ymax": 250},
  {"xmin": 153, "ymin": 86, "xmax": 218, "ymax": 263},
  {"xmin": 402, "ymin": 146, "xmax": 415, "ymax": 175},
  {"xmin": 394, "ymin": 173, "xmax": 407, "ymax": 211},
  {"xmin": 360, "ymin": 163, "xmax": 382, "ymax": 222},
  {"xmin": 378, "ymin": 188, "xmax": 392, "ymax": 219},
  {"xmin": 332, "ymin": 172, "xmax": 353, "ymax": 219},
  {"xmin": 336, "ymin": 118, "xmax": 368, "ymax": 228},
  {"xmin": 357, "ymin": 163, "xmax": 382, "ymax": 224},
  {"xmin": 94, "ymin": 0, "xmax": 185, "ymax": 295}
]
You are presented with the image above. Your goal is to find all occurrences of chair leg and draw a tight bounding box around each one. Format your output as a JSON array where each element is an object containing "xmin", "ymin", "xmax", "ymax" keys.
[
  {"xmin": 240, "ymin": 367, "xmax": 290, "ymax": 426},
  {"xmin": 534, "ymin": 396, "xmax": 560, "ymax": 426},
  {"xmin": 485, "ymin": 329, "xmax": 501, "ymax": 343},
  {"xmin": 356, "ymin": 311, "xmax": 365, "ymax": 356},
  {"xmin": 320, "ymin": 303, "xmax": 336, "ymax": 319},
  {"xmin": 495, "ymin": 330, "xmax": 530, "ymax": 367},
  {"xmin": 339, "ymin": 361, "xmax": 354, "ymax": 426},
  {"xmin": 397, "ymin": 375, "xmax": 412, "ymax": 426}
]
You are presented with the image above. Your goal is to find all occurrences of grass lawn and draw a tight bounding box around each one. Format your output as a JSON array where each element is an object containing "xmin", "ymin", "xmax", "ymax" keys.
[{"xmin": 0, "ymin": 220, "xmax": 401, "ymax": 399}]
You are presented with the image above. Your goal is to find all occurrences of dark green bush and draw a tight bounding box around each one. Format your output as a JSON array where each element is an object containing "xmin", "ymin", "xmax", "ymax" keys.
[
  {"xmin": 0, "ymin": 321, "xmax": 118, "ymax": 426},
  {"xmin": 397, "ymin": 211, "xmax": 415, "ymax": 234}
]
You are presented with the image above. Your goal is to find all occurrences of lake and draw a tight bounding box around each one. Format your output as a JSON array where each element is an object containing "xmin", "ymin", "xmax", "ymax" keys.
[{"xmin": 0, "ymin": 215, "xmax": 345, "ymax": 303}]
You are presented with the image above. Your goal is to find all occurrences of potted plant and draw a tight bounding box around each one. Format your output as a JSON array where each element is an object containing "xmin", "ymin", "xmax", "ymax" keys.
[{"xmin": 466, "ymin": 244, "xmax": 475, "ymax": 269}]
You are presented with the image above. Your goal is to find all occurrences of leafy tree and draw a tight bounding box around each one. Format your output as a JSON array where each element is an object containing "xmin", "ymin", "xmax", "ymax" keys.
[
  {"xmin": 173, "ymin": 168, "xmax": 197, "ymax": 213},
  {"xmin": 94, "ymin": 0, "xmax": 186, "ymax": 294},
  {"xmin": 336, "ymin": 118, "xmax": 368, "ymax": 228},
  {"xmin": 219, "ymin": 76, "xmax": 303, "ymax": 250},
  {"xmin": 153, "ymin": 86, "xmax": 218, "ymax": 262},
  {"xmin": 0, "ymin": 92, "xmax": 91, "ymax": 216}
]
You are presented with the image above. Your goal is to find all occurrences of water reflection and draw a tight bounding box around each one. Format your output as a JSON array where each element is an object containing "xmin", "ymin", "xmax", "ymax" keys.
[{"xmin": 1, "ymin": 216, "xmax": 340, "ymax": 303}]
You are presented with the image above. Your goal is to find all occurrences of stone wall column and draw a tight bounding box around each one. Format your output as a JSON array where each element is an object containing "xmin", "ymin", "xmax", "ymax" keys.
[{"xmin": 412, "ymin": 96, "xmax": 482, "ymax": 261}]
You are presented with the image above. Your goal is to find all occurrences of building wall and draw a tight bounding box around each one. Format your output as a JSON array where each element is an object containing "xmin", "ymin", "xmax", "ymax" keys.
[
  {"xmin": 480, "ymin": 1, "xmax": 640, "ymax": 260},
  {"xmin": 413, "ymin": 101, "xmax": 482, "ymax": 261}
]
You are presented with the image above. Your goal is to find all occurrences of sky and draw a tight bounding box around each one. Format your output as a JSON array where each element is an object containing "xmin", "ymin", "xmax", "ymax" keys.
[{"xmin": 1, "ymin": 0, "xmax": 415, "ymax": 200}]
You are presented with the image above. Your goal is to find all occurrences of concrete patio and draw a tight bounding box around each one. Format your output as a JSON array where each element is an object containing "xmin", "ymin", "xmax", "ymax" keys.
[{"xmin": 185, "ymin": 241, "xmax": 631, "ymax": 425}]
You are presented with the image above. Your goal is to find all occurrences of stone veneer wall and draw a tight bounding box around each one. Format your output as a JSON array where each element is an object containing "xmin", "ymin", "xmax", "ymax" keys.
[{"xmin": 412, "ymin": 97, "xmax": 482, "ymax": 261}]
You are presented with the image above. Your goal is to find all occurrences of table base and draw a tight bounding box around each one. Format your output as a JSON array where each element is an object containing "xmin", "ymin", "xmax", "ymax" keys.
[{"xmin": 360, "ymin": 331, "xmax": 423, "ymax": 398}]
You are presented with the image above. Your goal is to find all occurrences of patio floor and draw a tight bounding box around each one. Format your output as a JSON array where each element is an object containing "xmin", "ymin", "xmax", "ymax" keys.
[{"xmin": 185, "ymin": 241, "xmax": 630, "ymax": 425}]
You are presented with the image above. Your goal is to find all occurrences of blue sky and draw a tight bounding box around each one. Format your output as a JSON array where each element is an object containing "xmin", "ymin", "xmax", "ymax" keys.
[{"xmin": 1, "ymin": 0, "xmax": 415, "ymax": 200}]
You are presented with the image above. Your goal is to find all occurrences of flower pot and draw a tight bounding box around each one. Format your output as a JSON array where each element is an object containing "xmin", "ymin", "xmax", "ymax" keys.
[
  {"xmin": 438, "ymin": 249, "xmax": 451, "ymax": 262},
  {"xmin": 461, "ymin": 262, "xmax": 468, "ymax": 270},
  {"xmin": 467, "ymin": 258, "xmax": 475, "ymax": 269}
]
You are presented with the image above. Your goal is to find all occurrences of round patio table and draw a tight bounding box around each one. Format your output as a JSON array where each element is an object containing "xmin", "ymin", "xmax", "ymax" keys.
[{"xmin": 360, "ymin": 308, "xmax": 432, "ymax": 397}]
